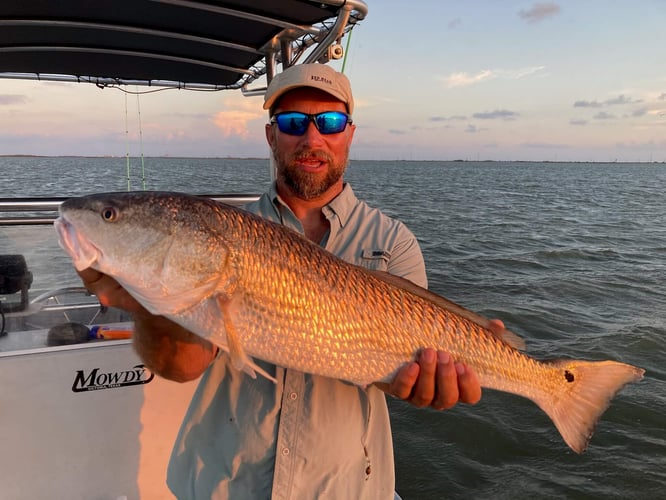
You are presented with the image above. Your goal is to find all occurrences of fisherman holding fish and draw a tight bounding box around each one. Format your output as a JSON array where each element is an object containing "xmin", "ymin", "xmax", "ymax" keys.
[
  {"xmin": 59, "ymin": 59, "xmax": 645, "ymax": 497},
  {"xmin": 75, "ymin": 64, "xmax": 495, "ymax": 498}
]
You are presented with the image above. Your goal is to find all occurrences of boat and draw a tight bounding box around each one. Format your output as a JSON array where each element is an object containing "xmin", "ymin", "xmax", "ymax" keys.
[{"xmin": 0, "ymin": 2, "xmax": 368, "ymax": 498}]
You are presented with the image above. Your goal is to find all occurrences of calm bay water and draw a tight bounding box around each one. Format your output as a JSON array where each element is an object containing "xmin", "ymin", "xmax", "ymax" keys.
[{"xmin": 2, "ymin": 157, "xmax": 664, "ymax": 499}]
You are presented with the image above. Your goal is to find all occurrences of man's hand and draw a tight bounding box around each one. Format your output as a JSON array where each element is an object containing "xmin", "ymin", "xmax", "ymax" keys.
[
  {"xmin": 77, "ymin": 268, "xmax": 143, "ymax": 313},
  {"xmin": 377, "ymin": 319, "xmax": 506, "ymax": 410},
  {"xmin": 381, "ymin": 349, "xmax": 481, "ymax": 409},
  {"xmin": 77, "ymin": 267, "xmax": 216, "ymax": 381}
]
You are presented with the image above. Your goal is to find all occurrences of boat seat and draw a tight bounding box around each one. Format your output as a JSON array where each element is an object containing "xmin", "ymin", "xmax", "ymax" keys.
[{"xmin": 0, "ymin": 254, "xmax": 33, "ymax": 313}]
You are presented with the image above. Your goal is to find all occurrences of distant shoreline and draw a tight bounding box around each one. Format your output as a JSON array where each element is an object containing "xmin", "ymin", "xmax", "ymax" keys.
[
  {"xmin": 0, "ymin": 154, "xmax": 269, "ymax": 160},
  {"xmin": 1, "ymin": 155, "xmax": 664, "ymax": 164}
]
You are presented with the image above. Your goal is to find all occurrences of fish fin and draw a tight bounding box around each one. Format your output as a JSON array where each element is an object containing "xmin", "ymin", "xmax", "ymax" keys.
[
  {"xmin": 367, "ymin": 270, "xmax": 526, "ymax": 351},
  {"xmin": 217, "ymin": 296, "xmax": 277, "ymax": 384},
  {"xmin": 121, "ymin": 279, "xmax": 218, "ymax": 316},
  {"xmin": 534, "ymin": 359, "xmax": 644, "ymax": 453}
]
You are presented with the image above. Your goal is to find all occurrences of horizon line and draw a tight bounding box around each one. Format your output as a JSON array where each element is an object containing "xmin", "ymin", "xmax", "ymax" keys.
[{"xmin": 2, "ymin": 154, "xmax": 665, "ymax": 164}]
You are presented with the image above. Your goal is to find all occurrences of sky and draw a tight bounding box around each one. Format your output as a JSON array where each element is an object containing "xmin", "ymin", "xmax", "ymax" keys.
[{"xmin": 1, "ymin": 1, "xmax": 665, "ymax": 162}]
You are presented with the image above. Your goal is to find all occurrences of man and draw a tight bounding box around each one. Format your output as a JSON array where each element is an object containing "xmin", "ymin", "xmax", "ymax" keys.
[{"xmin": 78, "ymin": 64, "xmax": 486, "ymax": 499}]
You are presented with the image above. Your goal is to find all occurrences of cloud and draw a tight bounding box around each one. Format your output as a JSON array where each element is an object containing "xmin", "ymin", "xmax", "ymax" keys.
[
  {"xmin": 658, "ymin": 93, "xmax": 666, "ymax": 100},
  {"xmin": 648, "ymin": 108, "xmax": 666, "ymax": 117},
  {"xmin": 0, "ymin": 94, "xmax": 27, "ymax": 105},
  {"xmin": 211, "ymin": 94, "xmax": 263, "ymax": 138},
  {"xmin": 465, "ymin": 124, "xmax": 489, "ymax": 133},
  {"xmin": 445, "ymin": 70, "xmax": 494, "ymax": 88},
  {"xmin": 518, "ymin": 3, "xmax": 561, "ymax": 24},
  {"xmin": 605, "ymin": 95, "xmax": 631, "ymax": 105},
  {"xmin": 569, "ymin": 118, "xmax": 587, "ymax": 126},
  {"xmin": 574, "ymin": 100, "xmax": 602, "ymax": 108},
  {"xmin": 509, "ymin": 66, "xmax": 548, "ymax": 79},
  {"xmin": 388, "ymin": 129, "xmax": 407, "ymax": 135},
  {"xmin": 473, "ymin": 109, "xmax": 518, "ymax": 120},
  {"xmin": 213, "ymin": 110, "xmax": 263, "ymax": 138},
  {"xmin": 605, "ymin": 94, "xmax": 642, "ymax": 106},
  {"xmin": 442, "ymin": 66, "xmax": 546, "ymax": 88},
  {"xmin": 165, "ymin": 130, "xmax": 188, "ymax": 141},
  {"xmin": 429, "ymin": 115, "xmax": 467, "ymax": 122},
  {"xmin": 593, "ymin": 111, "xmax": 616, "ymax": 120},
  {"xmin": 574, "ymin": 94, "xmax": 642, "ymax": 108}
]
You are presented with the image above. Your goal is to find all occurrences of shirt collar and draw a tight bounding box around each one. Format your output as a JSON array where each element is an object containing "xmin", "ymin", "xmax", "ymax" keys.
[
  {"xmin": 323, "ymin": 183, "xmax": 357, "ymax": 228},
  {"xmin": 267, "ymin": 182, "xmax": 358, "ymax": 229},
  {"xmin": 267, "ymin": 181, "xmax": 281, "ymax": 208}
]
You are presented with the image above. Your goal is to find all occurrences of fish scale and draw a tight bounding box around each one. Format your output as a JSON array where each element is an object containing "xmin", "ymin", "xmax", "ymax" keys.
[{"xmin": 54, "ymin": 191, "xmax": 644, "ymax": 453}]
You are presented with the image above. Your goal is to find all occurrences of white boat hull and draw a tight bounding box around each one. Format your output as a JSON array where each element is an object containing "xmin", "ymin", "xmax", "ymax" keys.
[{"xmin": 0, "ymin": 338, "xmax": 197, "ymax": 500}]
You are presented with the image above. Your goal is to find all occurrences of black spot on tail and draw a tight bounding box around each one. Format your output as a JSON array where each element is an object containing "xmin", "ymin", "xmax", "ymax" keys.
[{"xmin": 564, "ymin": 370, "xmax": 575, "ymax": 383}]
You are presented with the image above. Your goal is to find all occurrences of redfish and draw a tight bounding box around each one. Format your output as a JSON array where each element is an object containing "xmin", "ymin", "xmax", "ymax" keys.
[{"xmin": 55, "ymin": 191, "xmax": 644, "ymax": 453}]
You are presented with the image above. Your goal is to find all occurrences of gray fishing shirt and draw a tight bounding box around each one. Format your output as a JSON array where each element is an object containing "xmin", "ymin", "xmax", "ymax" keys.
[{"xmin": 167, "ymin": 182, "xmax": 427, "ymax": 499}]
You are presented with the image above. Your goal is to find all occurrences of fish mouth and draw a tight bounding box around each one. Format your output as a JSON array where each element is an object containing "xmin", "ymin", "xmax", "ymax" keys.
[{"xmin": 54, "ymin": 216, "xmax": 101, "ymax": 271}]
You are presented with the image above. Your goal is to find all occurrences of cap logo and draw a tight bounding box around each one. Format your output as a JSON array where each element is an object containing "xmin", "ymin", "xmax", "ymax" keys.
[{"xmin": 310, "ymin": 75, "xmax": 332, "ymax": 85}]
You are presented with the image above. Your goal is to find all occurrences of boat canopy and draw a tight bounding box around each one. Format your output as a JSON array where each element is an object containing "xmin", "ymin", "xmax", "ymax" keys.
[{"xmin": 0, "ymin": 0, "xmax": 367, "ymax": 92}]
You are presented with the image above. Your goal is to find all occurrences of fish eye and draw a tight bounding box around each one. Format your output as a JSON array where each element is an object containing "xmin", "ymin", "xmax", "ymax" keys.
[{"xmin": 101, "ymin": 207, "xmax": 118, "ymax": 222}]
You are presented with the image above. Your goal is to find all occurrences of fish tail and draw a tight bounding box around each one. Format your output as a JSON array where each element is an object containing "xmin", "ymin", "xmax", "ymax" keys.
[{"xmin": 535, "ymin": 359, "xmax": 644, "ymax": 453}]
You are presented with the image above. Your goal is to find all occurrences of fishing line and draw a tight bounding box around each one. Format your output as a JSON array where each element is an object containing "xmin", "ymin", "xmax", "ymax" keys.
[
  {"xmin": 341, "ymin": 29, "xmax": 353, "ymax": 74},
  {"xmin": 106, "ymin": 84, "xmax": 222, "ymax": 95},
  {"xmin": 124, "ymin": 92, "xmax": 131, "ymax": 191},
  {"xmin": 135, "ymin": 86, "xmax": 147, "ymax": 190},
  {"xmin": 122, "ymin": 87, "xmax": 148, "ymax": 191}
]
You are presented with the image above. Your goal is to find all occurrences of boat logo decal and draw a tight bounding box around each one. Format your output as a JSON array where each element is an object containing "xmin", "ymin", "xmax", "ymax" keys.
[{"xmin": 71, "ymin": 364, "xmax": 154, "ymax": 392}]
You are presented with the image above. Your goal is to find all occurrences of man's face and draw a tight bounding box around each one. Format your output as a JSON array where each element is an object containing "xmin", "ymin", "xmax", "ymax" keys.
[{"xmin": 266, "ymin": 87, "xmax": 355, "ymax": 201}]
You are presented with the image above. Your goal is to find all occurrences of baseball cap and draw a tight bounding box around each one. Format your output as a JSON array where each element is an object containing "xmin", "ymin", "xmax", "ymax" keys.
[{"xmin": 263, "ymin": 64, "xmax": 354, "ymax": 115}]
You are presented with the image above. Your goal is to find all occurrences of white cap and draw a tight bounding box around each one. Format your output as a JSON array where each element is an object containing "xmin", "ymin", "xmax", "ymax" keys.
[{"xmin": 263, "ymin": 64, "xmax": 354, "ymax": 115}]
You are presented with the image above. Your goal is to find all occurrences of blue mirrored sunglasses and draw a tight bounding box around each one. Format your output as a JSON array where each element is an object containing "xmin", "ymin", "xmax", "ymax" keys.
[{"xmin": 270, "ymin": 111, "xmax": 352, "ymax": 136}]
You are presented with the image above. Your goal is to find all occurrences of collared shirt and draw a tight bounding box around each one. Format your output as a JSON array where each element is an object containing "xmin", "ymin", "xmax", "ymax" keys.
[{"xmin": 167, "ymin": 183, "xmax": 426, "ymax": 500}]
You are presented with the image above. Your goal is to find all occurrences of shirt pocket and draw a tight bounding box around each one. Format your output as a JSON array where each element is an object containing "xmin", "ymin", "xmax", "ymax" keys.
[{"xmin": 360, "ymin": 249, "xmax": 391, "ymax": 272}]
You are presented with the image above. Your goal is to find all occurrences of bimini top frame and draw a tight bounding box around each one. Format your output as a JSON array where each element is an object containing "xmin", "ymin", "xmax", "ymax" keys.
[{"xmin": 0, "ymin": 0, "xmax": 367, "ymax": 93}]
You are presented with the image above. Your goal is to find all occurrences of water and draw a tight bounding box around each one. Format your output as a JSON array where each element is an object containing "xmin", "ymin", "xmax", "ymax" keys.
[
  {"xmin": 2, "ymin": 157, "xmax": 664, "ymax": 498},
  {"xmin": 347, "ymin": 161, "xmax": 665, "ymax": 499}
]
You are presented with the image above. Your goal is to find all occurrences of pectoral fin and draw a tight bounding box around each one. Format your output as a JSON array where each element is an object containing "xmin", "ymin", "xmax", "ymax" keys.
[{"xmin": 217, "ymin": 296, "xmax": 277, "ymax": 383}]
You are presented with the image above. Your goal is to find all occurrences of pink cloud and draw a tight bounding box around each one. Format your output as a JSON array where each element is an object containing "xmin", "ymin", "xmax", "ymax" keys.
[{"xmin": 213, "ymin": 110, "xmax": 262, "ymax": 138}]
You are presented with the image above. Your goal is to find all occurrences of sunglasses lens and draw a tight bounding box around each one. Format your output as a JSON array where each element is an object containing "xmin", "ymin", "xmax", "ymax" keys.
[
  {"xmin": 316, "ymin": 112, "xmax": 349, "ymax": 134},
  {"xmin": 273, "ymin": 112, "xmax": 350, "ymax": 136},
  {"xmin": 274, "ymin": 113, "xmax": 310, "ymax": 135}
]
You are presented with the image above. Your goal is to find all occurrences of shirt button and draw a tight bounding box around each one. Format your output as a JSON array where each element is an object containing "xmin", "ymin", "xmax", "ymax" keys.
[
  {"xmin": 282, "ymin": 447, "xmax": 290, "ymax": 456},
  {"xmin": 289, "ymin": 392, "xmax": 298, "ymax": 400}
]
